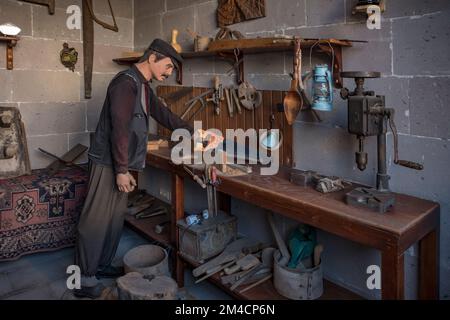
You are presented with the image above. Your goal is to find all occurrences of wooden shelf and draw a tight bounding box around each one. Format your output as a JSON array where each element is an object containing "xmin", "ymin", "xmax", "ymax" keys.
[
  {"xmin": 112, "ymin": 37, "xmax": 355, "ymax": 88},
  {"xmin": 0, "ymin": 35, "xmax": 19, "ymax": 70},
  {"xmin": 179, "ymin": 253, "xmax": 363, "ymax": 300},
  {"xmin": 124, "ymin": 198, "xmax": 172, "ymax": 247}
]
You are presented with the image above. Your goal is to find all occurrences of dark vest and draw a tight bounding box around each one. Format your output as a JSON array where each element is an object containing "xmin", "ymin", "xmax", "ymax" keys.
[{"xmin": 88, "ymin": 67, "xmax": 149, "ymax": 172}]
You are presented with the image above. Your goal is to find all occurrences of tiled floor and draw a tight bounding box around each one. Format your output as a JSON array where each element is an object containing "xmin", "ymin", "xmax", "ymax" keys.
[{"xmin": 0, "ymin": 227, "xmax": 232, "ymax": 300}]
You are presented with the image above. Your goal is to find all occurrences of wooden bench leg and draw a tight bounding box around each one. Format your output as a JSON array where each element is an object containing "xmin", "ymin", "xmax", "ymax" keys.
[
  {"xmin": 175, "ymin": 254, "xmax": 185, "ymax": 288},
  {"xmin": 172, "ymin": 173, "xmax": 185, "ymax": 287},
  {"xmin": 381, "ymin": 248, "xmax": 404, "ymax": 300},
  {"xmin": 419, "ymin": 230, "xmax": 439, "ymax": 299}
]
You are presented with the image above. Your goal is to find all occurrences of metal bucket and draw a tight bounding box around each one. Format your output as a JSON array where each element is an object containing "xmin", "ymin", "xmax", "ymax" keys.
[
  {"xmin": 123, "ymin": 244, "xmax": 170, "ymax": 277},
  {"xmin": 273, "ymin": 250, "xmax": 323, "ymax": 300}
]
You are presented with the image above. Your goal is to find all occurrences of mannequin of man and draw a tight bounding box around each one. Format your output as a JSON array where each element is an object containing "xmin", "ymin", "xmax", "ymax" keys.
[{"xmin": 74, "ymin": 39, "xmax": 221, "ymax": 298}]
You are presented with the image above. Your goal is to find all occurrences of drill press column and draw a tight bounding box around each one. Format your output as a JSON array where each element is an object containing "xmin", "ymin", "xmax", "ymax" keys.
[{"xmin": 340, "ymin": 71, "xmax": 423, "ymax": 213}]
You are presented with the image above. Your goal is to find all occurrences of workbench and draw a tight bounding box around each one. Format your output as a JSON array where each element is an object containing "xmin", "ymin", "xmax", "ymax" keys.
[{"xmin": 126, "ymin": 147, "xmax": 440, "ymax": 300}]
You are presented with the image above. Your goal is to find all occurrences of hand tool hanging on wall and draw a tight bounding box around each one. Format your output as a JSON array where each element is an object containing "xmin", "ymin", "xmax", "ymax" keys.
[
  {"xmin": 180, "ymin": 89, "xmax": 213, "ymax": 120},
  {"xmin": 340, "ymin": 71, "xmax": 424, "ymax": 213},
  {"xmin": 230, "ymin": 88, "xmax": 242, "ymax": 114},
  {"xmin": 225, "ymin": 86, "xmax": 244, "ymax": 118},
  {"xmin": 283, "ymin": 38, "xmax": 303, "ymax": 125},
  {"xmin": 82, "ymin": 0, "xmax": 118, "ymax": 99},
  {"xmin": 224, "ymin": 88, "xmax": 233, "ymax": 117},
  {"xmin": 223, "ymin": 48, "xmax": 245, "ymax": 84},
  {"xmin": 237, "ymin": 81, "xmax": 262, "ymax": 110},
  {"xmin": 206, "ymin": 76, "xmax": 224, "ymax": 116},
  {"xmin": 158, "ymin": 87, "xmax": 193, "ymax": 106},
  {"xmin": 19, "ymin": 0, "xmax": 55, "ymax": 14}
]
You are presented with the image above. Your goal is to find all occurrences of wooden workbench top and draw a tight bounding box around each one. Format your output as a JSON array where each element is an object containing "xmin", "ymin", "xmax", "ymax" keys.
[{"xmin": 146, "ymin": 148, "xmax": 439, "ymax": 252}]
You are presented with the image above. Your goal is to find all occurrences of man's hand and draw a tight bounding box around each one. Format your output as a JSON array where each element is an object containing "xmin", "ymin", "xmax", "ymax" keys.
[
  {"xmin": 116, "ymin": 172, "xmax": 136, "ymax": 193},
  {"xmin": 194, "ymin": 129, "xmax": 224, "ymax": 152}
]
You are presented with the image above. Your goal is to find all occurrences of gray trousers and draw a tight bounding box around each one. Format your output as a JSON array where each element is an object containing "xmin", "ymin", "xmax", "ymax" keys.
[{"xmin": 75, "ymin": 161, "xmax": 128, "ymax": 276}]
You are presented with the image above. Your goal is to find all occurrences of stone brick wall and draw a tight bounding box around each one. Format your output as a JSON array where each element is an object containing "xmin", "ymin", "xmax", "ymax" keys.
[
  {"xmin": 0, "ymin": 0, "xmax": 133, "ymax": 168},
  {"xmin": 2, "ymin": 0, "xmax": 447, "ymax": 300},
  {"xmin": 134, "ymin": 0, "xmax": 450, "ymax": 299}
]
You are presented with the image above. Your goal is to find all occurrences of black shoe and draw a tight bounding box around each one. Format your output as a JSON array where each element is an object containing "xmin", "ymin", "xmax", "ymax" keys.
[
  {"xmin": 96, "ymin": 265, "xmax": 124, "ymax": 279},
  {"xmin": 73, "ymin": 283, "xmax": 106, "ymax": 299}
]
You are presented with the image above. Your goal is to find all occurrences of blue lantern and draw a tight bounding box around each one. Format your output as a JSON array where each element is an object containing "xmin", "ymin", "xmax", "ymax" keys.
[{"xmin": 312, "ymin": 64, "xmax": 333, "ymax": 112}]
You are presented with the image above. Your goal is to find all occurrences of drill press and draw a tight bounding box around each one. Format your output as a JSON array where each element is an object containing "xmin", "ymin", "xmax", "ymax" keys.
[{"xmin": 340, "ymin": 71, "xmax": 423, "ymax": 213}]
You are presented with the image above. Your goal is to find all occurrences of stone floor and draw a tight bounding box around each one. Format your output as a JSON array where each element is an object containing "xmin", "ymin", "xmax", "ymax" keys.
[{"xmin": 0, "ymin": 227, "xmax": 232, "ymax": 300}]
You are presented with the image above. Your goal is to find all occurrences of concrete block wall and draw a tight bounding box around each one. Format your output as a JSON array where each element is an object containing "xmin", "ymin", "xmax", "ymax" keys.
[
  {"xmin": 0, "ymin": 0, "xmax": 132, "ymax": 168},
  {"xmin": 134, "ymin": 0, "xmax": 450, "ymax": 299}
]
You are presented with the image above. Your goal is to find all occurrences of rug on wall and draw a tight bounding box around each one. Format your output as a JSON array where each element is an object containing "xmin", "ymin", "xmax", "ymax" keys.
[{"xmin": 0, "ymin": 166, "xmax": 88, "ymax": 261}]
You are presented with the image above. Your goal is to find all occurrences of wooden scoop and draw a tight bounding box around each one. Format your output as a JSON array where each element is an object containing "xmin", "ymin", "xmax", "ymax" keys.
[{"xmin": 283, "ymin": 38, "xmax": 303, "ymax": 125}]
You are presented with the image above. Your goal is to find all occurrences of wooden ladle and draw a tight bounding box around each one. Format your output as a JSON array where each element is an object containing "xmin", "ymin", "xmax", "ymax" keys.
[{"xmin": 283, "ymin": 38, "xmax": 303, "ymax": 125}]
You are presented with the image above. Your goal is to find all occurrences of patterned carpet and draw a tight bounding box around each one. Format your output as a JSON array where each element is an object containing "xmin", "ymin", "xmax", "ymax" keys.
[{"xmin": 0, "ymin": 167, "xmax": 88, "ymax": 261}]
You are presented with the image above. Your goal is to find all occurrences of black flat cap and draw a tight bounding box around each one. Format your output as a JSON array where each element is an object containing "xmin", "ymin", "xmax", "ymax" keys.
[{"xmin": 148, "ymin": 38, "xmax": 183, "ymax": 69}]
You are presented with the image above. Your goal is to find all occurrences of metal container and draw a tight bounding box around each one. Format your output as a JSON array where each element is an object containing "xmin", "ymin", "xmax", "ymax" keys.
[
  {"xmin": 177, "ymin": 211, "xmax": 237, "ymax": 263},
  {"xmin": 273, "ymin": 250, "xmax": 323, "ymax": 300},
  {"xmin": 123, "ymin": 244, "xmax": 170, "ymax": 277}
]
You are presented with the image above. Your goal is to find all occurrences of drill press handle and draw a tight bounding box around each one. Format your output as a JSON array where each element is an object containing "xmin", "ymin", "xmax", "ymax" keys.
[
  {"xmin": 386, "ymin": 109, "xmax": 424, "ymax": 170},
  {"xmin": 395, "ymin": 160, "xmax": 423, "ymax": 170}
]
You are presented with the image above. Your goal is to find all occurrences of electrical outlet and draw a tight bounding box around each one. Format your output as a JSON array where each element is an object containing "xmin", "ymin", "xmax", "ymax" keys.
[{"xmin": 159, "ymin": 189, "xmax": 171, "ymax": 202}]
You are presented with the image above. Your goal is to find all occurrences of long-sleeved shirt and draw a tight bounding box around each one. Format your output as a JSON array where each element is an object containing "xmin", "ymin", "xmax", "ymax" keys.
[{"xmin": 109, "ymin": 65, "xmax": 194, "ymax": 174}]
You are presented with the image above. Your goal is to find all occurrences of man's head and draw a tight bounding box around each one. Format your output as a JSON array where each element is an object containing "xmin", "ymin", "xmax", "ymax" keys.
[{"xmin": 137, "ymin": 38, "xmax": 183, "ymax": 82}]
